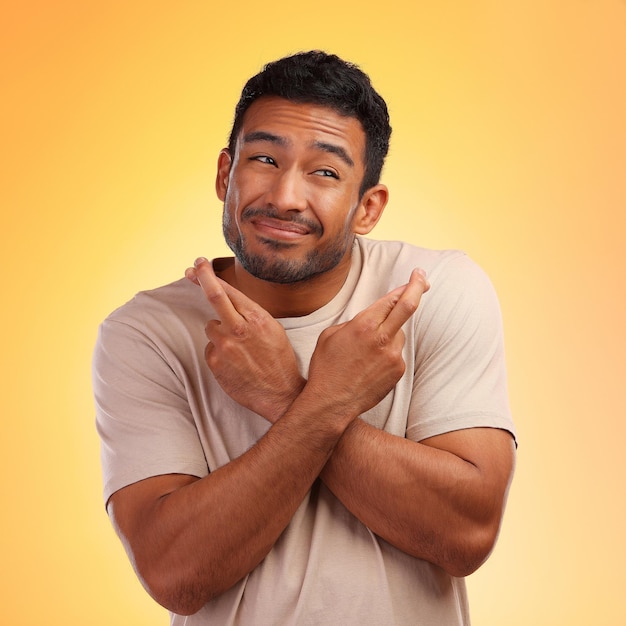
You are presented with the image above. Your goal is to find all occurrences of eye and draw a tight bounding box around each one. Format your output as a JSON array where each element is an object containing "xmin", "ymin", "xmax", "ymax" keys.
[
  {"xmin": 250, "ymin": 155, "xmax": 276, "ymax": 166},
  {"xmin": 313, "ymin": 169, "xmax": 339, "ymax": 179}
]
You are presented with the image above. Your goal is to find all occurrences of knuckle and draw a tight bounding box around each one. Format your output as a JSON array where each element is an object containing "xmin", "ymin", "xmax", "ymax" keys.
[
  {"xmin": 230, "ymin": 320, "xmax": 249, "ymax": 339},
  {"xmin": 375, "ymin": 330, "xmax": 392, "ymax": 348},
  {"xmin": 206, "ymin": 288, "xmax": 226, "ymax": 306},
  {"xmin": 205, "ymin": 320, "xmax": 220, "ymax": 337},
  {"xmin": 354, "ymin": 317, "xmax": 378, "ymax": 336},
  {"xmin": 244, "ymin": 310, "xmax": 265, "ymax": 328},
  {"xmin": 395, "ymin": 360, "xmax": 407, "ymax": 378},
  {"xmin": 204, "ymin": 342, "xmax": 215, "ymax": 364},
  {"xmin": 398, "ymin": 298, "xmax": 418, "ymax": 318}
]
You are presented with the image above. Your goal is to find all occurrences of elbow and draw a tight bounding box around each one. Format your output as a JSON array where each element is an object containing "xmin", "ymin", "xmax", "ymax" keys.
[
  {"xmin": 141, "ymin": 573, "xmax": 207, "ymax": 616},
  {"xmin": 126, "ymin": 532, "xmax": 257, "ymax": 616},
  {"xmin": 440, "ymin": 520, "xmax": 501, "ymax": 578},
  {"xmin": 134, "ymin": 558, "xmax": 213, "ymax": 616}
]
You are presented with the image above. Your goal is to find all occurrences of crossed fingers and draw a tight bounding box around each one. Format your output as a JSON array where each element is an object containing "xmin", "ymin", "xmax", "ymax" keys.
[
  {"xmin": 185, "ymin": 258, "xmax": 430, "ymax": 336},
  {"xmin": 184, "ymin": 257, "xmax": 304, "ymax": 420},
  {"xmin": 363, "ymin": 268, "xmax": 430, "ymax": 337},
  {"xmin": 185, "ymin": 257, "xmax": 259, "ymax": 327}
]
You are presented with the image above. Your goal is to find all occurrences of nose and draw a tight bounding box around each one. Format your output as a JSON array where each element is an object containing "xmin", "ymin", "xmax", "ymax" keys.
[{"xmin": 264, "ymin": 168, "xmax": 308, "ymax": 213}]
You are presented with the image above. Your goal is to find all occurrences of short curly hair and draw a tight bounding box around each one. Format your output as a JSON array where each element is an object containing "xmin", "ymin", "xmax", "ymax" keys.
[{"xmin": 228, "ymin": 51, "xmax": 392, "ymax": 197}]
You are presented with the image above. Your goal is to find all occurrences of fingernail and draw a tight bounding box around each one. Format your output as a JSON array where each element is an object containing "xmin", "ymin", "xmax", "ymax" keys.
[
  {"xmin": 194, "ymin": 257, "xmax": 209, "ymax": 267},
  {"xmin": 415, "ymin": 268, "xmax": 427, "ymax": 278}
]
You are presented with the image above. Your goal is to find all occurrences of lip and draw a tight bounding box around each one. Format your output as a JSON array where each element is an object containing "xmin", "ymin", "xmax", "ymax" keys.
[{"xmin": 251, "ymin": 216, "xmax": 311, "ymax": 239}]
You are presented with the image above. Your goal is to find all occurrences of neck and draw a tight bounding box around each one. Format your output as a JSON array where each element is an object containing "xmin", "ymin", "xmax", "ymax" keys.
[{"xmin": 215, "ymin": 253, "xmax": 353, "ymax": 318}]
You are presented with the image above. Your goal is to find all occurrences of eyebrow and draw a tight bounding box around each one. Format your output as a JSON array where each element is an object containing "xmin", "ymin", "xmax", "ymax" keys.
[
  {"xmin": 242, "ymin": 131, "xmax": 355, "ymax": 168},
  {"xmin": 313, "ymin": 141, "xmax": 354, "ymax": 168},
  {"xmin": 242, "ymin": 131, "xmax": 287, "ymax": 146}
]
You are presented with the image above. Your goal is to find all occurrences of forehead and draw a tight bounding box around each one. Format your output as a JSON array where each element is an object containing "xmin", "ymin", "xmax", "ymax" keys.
[{"xmin": 237, "ymin": 97, "xmax": 366, "ymax": 165}]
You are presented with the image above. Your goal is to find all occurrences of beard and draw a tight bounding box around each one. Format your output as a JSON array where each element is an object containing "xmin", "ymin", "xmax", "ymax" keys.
[{"xmin": 223, "ymin": 206, "xmax": 356, "ymax": 284}]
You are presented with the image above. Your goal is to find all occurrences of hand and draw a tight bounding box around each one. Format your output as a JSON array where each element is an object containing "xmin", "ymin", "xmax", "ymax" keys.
[
  {"xmin": 186, "ymin": 258, "xmax": 305, "ymax": 422},
  {"xmin": 305, "ymin": 269, "xmax": 430, "ymax": 423}
]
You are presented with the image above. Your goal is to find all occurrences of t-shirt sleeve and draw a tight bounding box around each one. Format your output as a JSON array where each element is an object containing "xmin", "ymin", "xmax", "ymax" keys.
[
  {"xmin": 93, "ymin": 315, "xmax": 209, "ymax": 505},
  {"xmin": 406, "ymin": 253, "xmax": 516, "ymax": 443}
]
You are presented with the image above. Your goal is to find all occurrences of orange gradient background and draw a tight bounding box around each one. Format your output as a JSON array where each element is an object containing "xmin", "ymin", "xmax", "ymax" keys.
[{"xmin": 2, "ymin": 1, "xmax": 625, "ymax": 624}]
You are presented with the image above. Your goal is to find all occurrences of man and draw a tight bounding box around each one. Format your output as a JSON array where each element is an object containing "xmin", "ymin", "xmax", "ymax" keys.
[{"xmin": 94, "ymin": 51, "xmax": 516, "ymax": 625}]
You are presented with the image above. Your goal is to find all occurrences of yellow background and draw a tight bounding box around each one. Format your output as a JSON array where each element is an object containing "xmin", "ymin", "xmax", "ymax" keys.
[{"xmin": 2, "ymin": 1, "xmax": 625, "ymax": 624}]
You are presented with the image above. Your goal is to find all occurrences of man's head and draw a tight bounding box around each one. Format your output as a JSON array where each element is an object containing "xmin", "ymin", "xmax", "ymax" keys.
[
  {"xmin": 227, "ymin": 51, "xmax": 391, "ymax": 197},
  {"xmin": 217, "ymin": 51, "xmax": 391, "ymax": 288}
]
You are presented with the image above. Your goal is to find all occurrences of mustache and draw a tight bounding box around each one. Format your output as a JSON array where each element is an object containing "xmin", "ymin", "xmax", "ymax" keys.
[{"xmin": 241, "ymin": 207, "xmax": 323, "ymax": 236}]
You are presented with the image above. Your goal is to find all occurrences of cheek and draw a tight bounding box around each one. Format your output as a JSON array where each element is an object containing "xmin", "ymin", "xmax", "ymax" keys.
[
  {"xmin": 222, "ymin": 190, "xmax": 242, "ymax": 234},
  {"xmin": 321, "ymin": 192, "xmax": 361, "ymax": 231},
  {"xmin": 224, "ymin": 176, "xmax": 249, "ymax": 217},
  {"xmin": 229, "ymin": 171, "xmax": 265, "ymax": 208}
]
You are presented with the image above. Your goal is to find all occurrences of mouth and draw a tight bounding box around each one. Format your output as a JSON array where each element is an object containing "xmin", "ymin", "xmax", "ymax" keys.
[{"xmin": 245, "ymin": 210, "xmax": 322, "ymax": 242}]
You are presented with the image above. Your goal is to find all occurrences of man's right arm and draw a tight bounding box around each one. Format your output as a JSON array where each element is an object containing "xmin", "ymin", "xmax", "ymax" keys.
[{"xmin": 107, "ymin": 386, "xmax": 349, "ymax": 616}]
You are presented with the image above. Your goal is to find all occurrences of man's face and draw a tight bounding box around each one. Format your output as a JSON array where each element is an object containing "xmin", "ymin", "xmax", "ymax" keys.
[{"xmin": 217, "ymin": 97, "xmax": 370, "ymax": 284}]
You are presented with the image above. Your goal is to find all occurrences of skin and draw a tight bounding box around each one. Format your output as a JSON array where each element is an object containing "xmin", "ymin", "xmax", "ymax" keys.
[
  {"xmin": 214, "ymin": 96, "xmax": 389, "ymax": 317},
  {"xmin": 107, "ymin": 98, "xmax": 516, "ymax": 616}
]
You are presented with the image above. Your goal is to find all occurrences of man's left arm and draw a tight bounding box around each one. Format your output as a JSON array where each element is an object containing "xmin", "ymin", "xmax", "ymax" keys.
[
  {"xmin": 319, "ymin": 421, "xmax": 515, "ymax": 577},
  {"xmin": 320, "ymin": 257, "xmax": 515, "ymax": 577}
]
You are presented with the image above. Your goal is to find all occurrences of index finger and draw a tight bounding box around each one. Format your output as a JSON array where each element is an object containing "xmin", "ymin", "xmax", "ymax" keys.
[
  {"xmin": 379, "ymin": 269, "xmax": 430, "ymax": 335},
  {"xmin": 191, "ymin": 257, "xmax": 244, "ymax": 326}
]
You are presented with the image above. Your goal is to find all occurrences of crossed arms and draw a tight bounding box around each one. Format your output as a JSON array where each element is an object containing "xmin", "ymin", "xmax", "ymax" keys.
[{"xmin": 107, "ymin": 259, "xmax": 515, "ymax": 615}]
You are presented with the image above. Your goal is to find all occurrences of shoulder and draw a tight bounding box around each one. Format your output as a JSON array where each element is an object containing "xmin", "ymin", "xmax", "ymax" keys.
[
  {"xmin": 95, "ymin": 278, "xmax": 211, "ymax": 365},
  {"xmin": 356, "ymin": 236, "xmax": 502, "ymax": 331},
  {"xmin": 103, "ymin": 278, "xmax": 209, "ymax": 332},
  {"xmin": 356, "ymin": 236, "xmax": 490, "ymax": 291}
]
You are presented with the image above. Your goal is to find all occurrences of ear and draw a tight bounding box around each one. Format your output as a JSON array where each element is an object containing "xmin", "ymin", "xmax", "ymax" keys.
[
  {"xmin": 216, "ymin": 148, "xmax": 232, "ymax": 201},
  {"xmin": 353, "ymin": 184, "xmax": 389, "ymax": 235}
]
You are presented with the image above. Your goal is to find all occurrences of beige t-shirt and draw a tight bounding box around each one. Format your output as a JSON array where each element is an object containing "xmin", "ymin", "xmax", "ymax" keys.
[{"xmin": 94, "ymin": 236, "xmax": 515, "ymax": 625}]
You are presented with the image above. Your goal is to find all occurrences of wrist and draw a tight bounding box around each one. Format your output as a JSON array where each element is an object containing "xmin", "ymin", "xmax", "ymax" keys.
[
  {"xmin": 293, "ymin": 380, "xmax": 360, "ymax": 432},
  {"xmin": 269, "ymin": 376, "xmax": 307, "ymax": 423}
]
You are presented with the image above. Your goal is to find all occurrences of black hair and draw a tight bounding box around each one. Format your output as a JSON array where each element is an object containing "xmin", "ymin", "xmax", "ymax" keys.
[{"xmin": 227, "ymin": 51, "xmax": 392, "ymax": 197}]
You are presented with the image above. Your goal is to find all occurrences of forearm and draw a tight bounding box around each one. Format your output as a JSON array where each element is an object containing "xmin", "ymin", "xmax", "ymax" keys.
[
  {"xmin": 112, "ymin": 388, "xmax": 353, "ymax": 615},
  {"xmin": 319, "ymin": 420, "xmax": 514, "ymax": 576}
]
